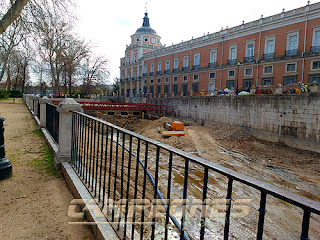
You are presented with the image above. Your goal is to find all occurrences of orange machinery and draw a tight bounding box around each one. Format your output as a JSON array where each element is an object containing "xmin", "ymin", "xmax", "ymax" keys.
[{"xmin": 162, "ymin": 121, "xmax": 185, "ymax": 137}]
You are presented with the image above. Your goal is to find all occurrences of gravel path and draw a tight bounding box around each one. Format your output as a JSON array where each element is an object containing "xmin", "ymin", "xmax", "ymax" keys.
[{"xmin": 0, "ymin": 98, "xmax": 95, "ymax": 240}]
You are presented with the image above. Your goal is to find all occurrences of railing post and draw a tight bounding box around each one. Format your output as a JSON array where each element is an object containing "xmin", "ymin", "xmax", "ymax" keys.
[
  {"xmin": 33, "ymin": 96, "xmax": 40, "ymax": 118},
  {"xmin": 56, "ymin": 98, "xmax": 83, "ymax": 164},
  {"xmin": 39, "ymin": 96, "xmax": 51, "ymax": 128}
]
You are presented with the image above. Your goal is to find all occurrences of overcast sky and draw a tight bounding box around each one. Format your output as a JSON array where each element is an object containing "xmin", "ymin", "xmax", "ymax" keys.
[{"xmin": 75, "ymin": 0, "xmax": 315, "ymax": 83}]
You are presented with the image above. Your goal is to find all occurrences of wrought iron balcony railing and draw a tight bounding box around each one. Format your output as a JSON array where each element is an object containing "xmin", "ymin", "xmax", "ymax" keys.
[
  {"xmin": 164, "ymin": 70, "xmax": 170, "ymax": 74},
  {"xmin": 285, "ymin": 49, "xmax": 298, "ymax": 57},
  {"xmin": 192, "ymin": 65, "xmax": 199, "ymax": 70},
  {"xmin": 173, "ymin": 68, "xmax": 179, "ymax": 73},
  {"xmin": 149, "ymin": 72, "xmax": 154, "ymax": 76},
  {"xmin": 182, "ymin": 67, "xmax": 189, "ymax": 71},
  {"xmin": 262, "ymin": 53, "xmax": 275, "ymax": 60},
  {"xmin": 244, "ymin": 56, "xmax": 254, "ymax": 62},
  {"xmin": 208, "ymin": 62, "xmax": 217, "ymax": 68},
  {"xmin": 156, "ymin": 71, "xmax": 162, "ymax": 75},
  {"xmin": 227, "ymin": 59, "xmax": 237, "ymax": 65},
  {"xmin": 311, "ymin": 46, "xmax": 320, "ymax": 54}
]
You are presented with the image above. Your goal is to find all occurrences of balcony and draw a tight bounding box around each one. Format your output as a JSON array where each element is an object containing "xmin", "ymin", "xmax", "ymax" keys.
[
  {"xmin": 182, "ymin": 67, "xmax": 189, "ymax": 72},
  {"xmin": 208, "ymin": 62, "xmax": 217, "ymax": 68},
  {"xmin": 285, "ymin": 49, "xmax": 299, "ymax": 57},
  {"xmin": 143, "ymin": 73, "xmax": 148, "ymax": 77},
  {"xmin": 173, "ymin": 68, "xmax": 179, "ymax": 73},
  {"xmin": 244, "ymin": 56, "xmax": 254, "ymax": 62},
  {"xmin": 262, "ymin": 53, "xmax": 275, "ymax": 60},
  {"xmin": 311, "ymin": 46, "xmax": 320, "ymax": 54},
  {"xmin": 227, "ymin": 59, "xmax": 237, "ymax": 65},
  {"xmin": 156, "ymin": 71, "xmax": 162, "ymax": 75},
  {"xmin": 192, "ymin": 65, "xmax": 200, "ymax": 70},
  {"xmin": 164, "ymin": 69, "xmax": 170, "ymax": 74},
  {"xmin": 149, "ymin": 72, "xmax": 154, "ymax": 76}
]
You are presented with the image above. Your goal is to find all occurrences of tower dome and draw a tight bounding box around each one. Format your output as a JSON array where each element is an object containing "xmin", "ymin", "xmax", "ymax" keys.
[{"xmin": 134, "ymin": 12, "xmax": 159, "ymax": 36}]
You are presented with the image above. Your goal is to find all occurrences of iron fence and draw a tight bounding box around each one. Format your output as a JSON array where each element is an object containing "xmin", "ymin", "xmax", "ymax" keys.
[
  {"xmin": 71, "ymin": 111, "xmax": 320, "ymax": 240},
  {"xmin": 46, "ymin": 103, "xmax": 59, "ymax": 144},
  {"xmin": 37, "ymin": 99, "xmax": 40, "ymax": 119}
]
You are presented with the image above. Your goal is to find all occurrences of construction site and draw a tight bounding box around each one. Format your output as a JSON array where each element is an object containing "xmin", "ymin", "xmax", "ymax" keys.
[{"xmin": 85, "ymin": 108, "xmax": 320, "ymax": 239}]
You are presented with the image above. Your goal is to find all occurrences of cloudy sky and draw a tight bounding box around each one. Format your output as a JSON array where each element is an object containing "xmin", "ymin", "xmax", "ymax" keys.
[{"xmin": 75, "ymin": 0, "xmax": 315, "ymax": 83}]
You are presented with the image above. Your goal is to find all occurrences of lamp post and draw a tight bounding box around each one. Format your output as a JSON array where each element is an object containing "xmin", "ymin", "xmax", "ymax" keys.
[
  {"xmin": 0, "ymin": 117, "xmax": 12, "ymax": 181},
  {"xmin": 236, "ymin": 61, "xmax": 241, "ymax": 94}
]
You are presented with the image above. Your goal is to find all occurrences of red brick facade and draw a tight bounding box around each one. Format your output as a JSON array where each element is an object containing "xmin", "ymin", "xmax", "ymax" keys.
[{"xmin": 120, "ymin": 3, "xmax": 320, "ymax": 97}]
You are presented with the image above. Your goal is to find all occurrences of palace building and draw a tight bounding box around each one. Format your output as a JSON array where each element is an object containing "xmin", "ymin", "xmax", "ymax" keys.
[{"xmin": 119, "ymin": 2, "xmax": 320, "ymax": 97}]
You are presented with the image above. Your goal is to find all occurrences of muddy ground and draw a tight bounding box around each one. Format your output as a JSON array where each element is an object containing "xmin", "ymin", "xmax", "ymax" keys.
[{"xmin": 86, "ymin": 110, "xmax": 320, "ymax": 239}]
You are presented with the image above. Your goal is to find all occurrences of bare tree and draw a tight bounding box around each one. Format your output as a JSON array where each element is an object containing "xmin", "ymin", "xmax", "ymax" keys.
[{"xmin": 0, "ymin": 0, "xmax": 29, "ymax": 34}]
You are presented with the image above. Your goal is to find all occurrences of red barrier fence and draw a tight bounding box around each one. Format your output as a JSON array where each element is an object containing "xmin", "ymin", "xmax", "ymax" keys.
[{"xmin": 51, "ymin": 100, "xmax": 174, "ymax": 112}]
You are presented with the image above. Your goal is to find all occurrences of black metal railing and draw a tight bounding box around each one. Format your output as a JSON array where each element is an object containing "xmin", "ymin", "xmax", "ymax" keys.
[
  {"xmin": 244, "ymin": 56, "xmax": 254, "ymax": 62},
  {"xmin": 164, "ymin": 70, "xmax": 170, "ymax": 74},
  {"xmin": 156, "ymin": 71, "xmax": 162, "ymax": 75},
  {"xmin": 46, "ymin": 103, "xmax": 59, "ymax": 144},
  {"xmin": 182, "ymin": 67, "xmax": 189, "ymax": 71},
  {"xmin": 143, "ymin": 73, "xmax": 148, "ymax": 77},
  {"xmin": 149, "ymin": 72, "xmax": 154, "ymax": 76},
  {"xmin": 262, "ymin": 53, "xmax": 275, "ymax": 60},
  {"xmin": 70, "ymin": 111, "xmax": 320, "ymax": 240},
  {"xmin": 285, "ymin": 49, "xmax": 299, "ymax": 57},
  {"xmin": 192, "ymin": 65, "xmax": 199, "ymax": 70},
  {"xmin": 227, "ymin": 59, "xmax": 237, "ymax": 65},
  {"xmin": 173, "ymin": 68, "xmax": 178, "ymax": 72},
  {"xmin": 208, "ymin": 62, "xmax": 217, "ymax": 68},
  {"xmin": 311, "ymin": 46, "xmax": 320, "ymax": 54}
]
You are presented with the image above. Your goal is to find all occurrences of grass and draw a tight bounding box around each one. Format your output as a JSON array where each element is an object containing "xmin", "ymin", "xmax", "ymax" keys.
[
  {"xmin": 32, "ymin": 129, "xmax": 43, "ymax": 138},
  {"xmin": 32, "ymin": 142, "xmax": 60, "ymax": 178}
]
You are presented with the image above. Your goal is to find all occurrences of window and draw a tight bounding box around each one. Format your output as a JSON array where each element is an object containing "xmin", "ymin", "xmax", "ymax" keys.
[
  {"xmin": 173, "ymin": 85, "xmax": 178, "ymax": 94},
  {"xmin": 149, "ymin": 86, "xmax": 154, "ymax": 94},
  {"xmin": 229, "ymin": 45, "xmax": 237, "ymax": 60},
  {"xmin": 309, "ymin": 74, "xmax": 320, "ymax": 83},
  {"xmin": 136, "ymin": 38, "xmax": 140, "ymax": 42},
  {"xmin": 165, "ymin": 77, "xmax": 169, "ymax": 83},
  {"xmin": 183, "ymin": 76, "xmax": 188, "ymax": 81},
  {"xmin": 209, "ymin": 83, "xmax": 215, "ymax": 93},
  {"xmin": 194, "ymin": 53, "xmax": 200, "ymax": 66},
  {"xmin": 151, "ymin": 38, "xmax": 156, "ymax": 44},
  {"xmin": 265, "ymin": 37, "xmax": 275, "ymax": 54},
  {"xmin": 286, "ymin": 32, "xmax": 299, "ymax": 56},
  {"xmin": 144, "ymin": 37, "xmax": 148, "ymax": 42},
  {"xmin": 174, "ymin": 76, "xmax": 178, "ymax": 82},
  {"xmin": 134, "ymin": 54, "xmax": 137, "ymax": 62},
  {"xmin": 286, "ymin": 63, "xmax": 296, "ymax": 72},
  {"xmin": 193, "ymin": 74, "xmax": 199, "ymax": 80},
  {"xmin": 313, "ymin": 28, "xmax": 320, "ymax": 47},
  {"xmin": 157, "ymin": 85, "xmax": 161, "ymax": 94},
  {"xmin": 174, "ymin": 58, "xmax": 179, "ymax": 69},
  {"xmin": 164, "ymin": 85, "xmax": 169, "ymax": 94},
  {"xmin": 183, "ymin": 56, "xmax": 189, "ymax": 68},
  {"xmin": 226, "ymin": 80, "xmax": 235, "ymax": 89},
  {"xmin": 209, "ymin": 72, "xmax": 215, "ymax": 79},
  {"xmin": 165, "ymin": 60, "xmax": 170, "ymax": 70},
  {"xmin": 210, "ymin": 50, "xmax": 217, "ymax": 63},
  {"xmin": 283, "ymin": 76, "xmax": 297, "ymax": 85},
  {"xmin": 243, "ymin": 79, "xmax": 253, "ymax": 89},
  {"xmin": 182, "ymin": 84, "xmax": 188, "ymax": 94},
  {"xmin": 150, "ymin": 79, "xmax": 154, "ymax": 84},
  {"xmin": 144, "ymin": 64, "xmax": 147, "ymax": 74},
  {"xmin": 151, "ymin": 63, "xmax": 154, "ymax": 73},
  {"xmin": 245, "ymin": 68, "xmax": 253, "ymax": 76},
  {"xmin": 312, "ymin": 61, "xmax": 320, "ymax": 70},
  {"xmin": 192, "ymin": 83, "xmax": 199, "ymax": 92},
  {"xmin": 157, "ymin": 78, "xmax": 161, "ymax": 83},
  {"xmin": 228, "ymin": 70, "xmax": 235, "ymax": 77},
  {"xmin": 158, "ymin": 62, "xmax": 162, "ymax": 72},
  {"xmin": 128, "ymin": 56, "xmax": 131, "ymax": 64},
  {"xmin": 262, "ymin": 77, "xmax": 273, "ymax": 85},
  {"xmin": 246, "ymin": 42, "xmax": 254, "ymax": 61},
  {"xmin": 264, "ymin": 66, "xmax": 273, "ymax": 74}
]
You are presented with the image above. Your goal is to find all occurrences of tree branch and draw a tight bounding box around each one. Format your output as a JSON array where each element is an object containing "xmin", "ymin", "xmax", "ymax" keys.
[{"xmin": 0, "ymin": 0, "xmax": 30, "ymax": 34}]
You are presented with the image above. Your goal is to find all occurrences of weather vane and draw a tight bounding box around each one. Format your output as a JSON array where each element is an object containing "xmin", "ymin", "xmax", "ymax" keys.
[{"xmin": 145, "ymin": 0, "xmax": 148, "ymax": 13}]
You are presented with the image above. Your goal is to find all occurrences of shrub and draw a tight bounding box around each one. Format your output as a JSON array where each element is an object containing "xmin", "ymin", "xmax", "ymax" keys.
[
  {"xmin": 9, "ymin": 90, "xmax": 22, "ymax": 98},
  {"xmin": 0, "ymin": 89, "xmax": 9, "ymax": 99}
]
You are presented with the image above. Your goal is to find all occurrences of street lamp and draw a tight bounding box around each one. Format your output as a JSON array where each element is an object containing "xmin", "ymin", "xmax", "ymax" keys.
[{"xmin": 236, "ymin": 61, "xmax": 241, "ymax": 94}]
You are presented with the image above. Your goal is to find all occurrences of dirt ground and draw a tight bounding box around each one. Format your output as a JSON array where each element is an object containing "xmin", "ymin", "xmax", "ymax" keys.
[
  {"xmin": 88, "ymin": 110, "xmax": 320, "ymax": 239},
  {"xmin": 0, "ymin": 99, "xmax": 95, "ymax": 240}
]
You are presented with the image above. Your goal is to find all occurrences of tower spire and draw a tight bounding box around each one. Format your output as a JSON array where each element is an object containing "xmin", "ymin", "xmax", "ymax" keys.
[{"xmin": 142, "ymin": 12, "xmax": 150, "ymax": 27}]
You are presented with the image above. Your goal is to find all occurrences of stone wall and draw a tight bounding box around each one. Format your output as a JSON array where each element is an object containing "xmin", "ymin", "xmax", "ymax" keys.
[{"xmin": 150, "ymin": 93, "xmax": 320, "ymax": 151}]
